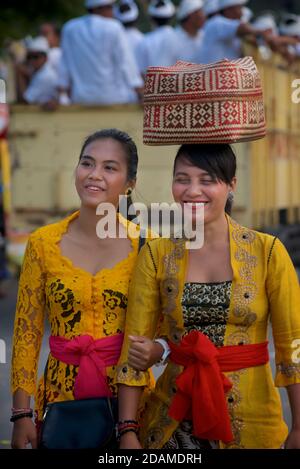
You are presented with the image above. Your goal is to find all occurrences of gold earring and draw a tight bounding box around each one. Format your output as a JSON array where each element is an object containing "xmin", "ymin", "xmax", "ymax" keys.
[{"xmin": 126, "ymin": 188, "xmax": 132, "ymax": 196}]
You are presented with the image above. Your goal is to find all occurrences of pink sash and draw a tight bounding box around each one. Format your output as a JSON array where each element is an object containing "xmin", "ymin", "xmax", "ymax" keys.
[{"xmin": 49, "ymin": 334, "xmax": 124, "ymax": 399}]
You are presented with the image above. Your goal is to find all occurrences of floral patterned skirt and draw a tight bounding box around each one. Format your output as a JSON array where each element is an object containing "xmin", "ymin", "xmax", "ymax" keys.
[{"xmin": 163, "ymin": 421, "xmax": 219, "ymax": 449}]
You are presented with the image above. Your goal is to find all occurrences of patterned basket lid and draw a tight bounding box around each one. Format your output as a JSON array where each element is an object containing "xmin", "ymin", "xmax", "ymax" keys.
[{"xmin": 143, "ymin": 57, "xmax": 266, "ymax": 145}]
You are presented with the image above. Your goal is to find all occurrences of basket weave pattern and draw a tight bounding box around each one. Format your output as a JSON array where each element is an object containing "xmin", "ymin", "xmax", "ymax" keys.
[{"xmin": 143, "ymin": 58, "xmax": 266, "ymax": 145}]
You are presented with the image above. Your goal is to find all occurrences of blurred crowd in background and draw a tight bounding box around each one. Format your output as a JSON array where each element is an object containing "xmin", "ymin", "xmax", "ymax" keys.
[{"xmin": 1, "ymin": 0, "xmax": 300, "ymax": 107}]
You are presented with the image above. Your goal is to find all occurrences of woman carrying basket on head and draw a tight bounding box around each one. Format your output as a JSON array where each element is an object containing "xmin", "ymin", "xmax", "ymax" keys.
[{"xmin": 115, "ymin": 59, "xmax": 300, "ymax": 449}]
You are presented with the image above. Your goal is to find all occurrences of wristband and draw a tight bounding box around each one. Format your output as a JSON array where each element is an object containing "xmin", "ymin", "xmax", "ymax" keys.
[
  {"xmin": 154, "ymin": 338, "xmax": 171, "ymax": 366},
  {"xmin": 10, "ymin": 412, "xmax": 33, "ymax": 422}
]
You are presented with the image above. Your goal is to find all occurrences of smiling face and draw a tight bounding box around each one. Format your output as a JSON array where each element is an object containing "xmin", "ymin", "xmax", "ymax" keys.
[
  {"xmin": 172, "ymin": 156, "xmax": 236, "ymax": 225},
  {"xmin": 75, "ymin": 138, "xmax": 133, "ymax": 210}
]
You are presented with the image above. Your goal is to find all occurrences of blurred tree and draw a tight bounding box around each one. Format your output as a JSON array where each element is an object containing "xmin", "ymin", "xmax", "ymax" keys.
[{"xmin": 0, "ymin": 0, "xmax": 85, "ymax": 47}]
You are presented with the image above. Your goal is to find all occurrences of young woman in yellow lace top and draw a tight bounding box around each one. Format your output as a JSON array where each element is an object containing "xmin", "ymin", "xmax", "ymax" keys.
[
  {"xmin": 117, "ymin": 144, "xmax": 300, "ymax": 449},
  {"xmin": 10, "ymin": 129, "xmax": 148, "ymax": 448}
]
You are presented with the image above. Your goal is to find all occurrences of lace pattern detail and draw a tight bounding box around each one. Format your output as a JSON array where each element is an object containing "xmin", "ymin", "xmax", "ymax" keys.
[
  {"xmin": 163, "ymin": 421, "xmax": 217, "ymax": 449},
  {"xmin": 11, "ymin": 211, "xmax": 140, "ymax": 420},
  {"xmin": 11, "ymin": 235, "xmax": 46, "ymax": 396}
]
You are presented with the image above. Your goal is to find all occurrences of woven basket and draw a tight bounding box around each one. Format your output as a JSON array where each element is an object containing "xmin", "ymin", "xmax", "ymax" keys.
[{"xmin": 143, "ymin": 57, "xmax": 266, "ymax": 145}]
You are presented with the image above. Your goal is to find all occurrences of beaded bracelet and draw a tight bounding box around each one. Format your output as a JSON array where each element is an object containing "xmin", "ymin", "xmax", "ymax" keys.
[
  {"xmin": 10, "ymin": 412, "xmax": 33, "ymax": 423},
  {"xmin": 116, "ymin": 420, "xmax": 140, "ymax": 440},
  {"xmin": 117, "ymin": 427, "xmax": 139, "ymax": 440},
  {"xmin": 117, "ymin": 423, "xmax": 139, "ymax": 430},
  {"xmin": 117, "ymin": 419, "xmax": 138, "ymax": 425}
]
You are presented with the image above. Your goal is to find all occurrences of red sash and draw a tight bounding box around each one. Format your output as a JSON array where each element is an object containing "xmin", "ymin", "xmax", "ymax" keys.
[{"xmin": 168, "ymin": 330, "xmax": 269, "ymax": 443}]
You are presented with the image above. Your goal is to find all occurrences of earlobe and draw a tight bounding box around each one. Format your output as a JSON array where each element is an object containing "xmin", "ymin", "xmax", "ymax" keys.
[{"xmin": 229, "ymin": 177, "xmax": 237, "ymax": 192}]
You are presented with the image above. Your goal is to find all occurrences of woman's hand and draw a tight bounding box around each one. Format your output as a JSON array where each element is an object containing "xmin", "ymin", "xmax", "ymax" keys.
[
  {"xmin": 128, "ymin": 335, "xmax": 163, "ymax": 370},
  {"xmin": 119, "ymin": 431, "xmax": 142, "ymax": 449},
  {"xmin": 11, "ymin": 418, "xmax": 38, "ymax": 449},
  {"xmin": 284, "ymin": 428, "xmax": 300, "ymax": 449}
]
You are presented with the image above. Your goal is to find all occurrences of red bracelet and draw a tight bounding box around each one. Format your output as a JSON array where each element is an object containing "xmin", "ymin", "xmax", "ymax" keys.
[{"xmin": 117, "ymin": 427, "xmax": 139, "ymax": 440}]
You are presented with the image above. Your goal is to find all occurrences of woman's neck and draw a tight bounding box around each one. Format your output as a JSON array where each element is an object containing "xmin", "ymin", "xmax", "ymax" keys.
[
  {"xmin": 203, "ymin": 213, "xmax": 229, "ymax": 246},
  {"xmin": 76, "ymin": 205, "xmax": 118, "ymax": 241}
]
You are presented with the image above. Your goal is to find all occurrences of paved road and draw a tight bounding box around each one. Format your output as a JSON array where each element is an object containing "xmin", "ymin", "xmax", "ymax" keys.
[{"xmin": 0, "ymin": 279, "xmax": 291, "ymax": 449}]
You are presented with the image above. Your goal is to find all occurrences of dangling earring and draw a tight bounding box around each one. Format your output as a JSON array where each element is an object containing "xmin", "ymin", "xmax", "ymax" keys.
[
  {"xmin": 126, "ymin": 188, "xmax": 132, "ymax": 196},
  {"xmin": 228, "ymin": 191, "xmax": 234, "ymax": 203}
]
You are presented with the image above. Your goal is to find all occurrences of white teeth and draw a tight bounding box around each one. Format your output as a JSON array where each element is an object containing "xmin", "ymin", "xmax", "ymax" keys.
[
  {"xmin": 86, "ymin": 186, "xmax": 101, "ymax": 191},
  {"xmin": 185, "ymin": 202, "xmax": 207, "ymax": 205}
]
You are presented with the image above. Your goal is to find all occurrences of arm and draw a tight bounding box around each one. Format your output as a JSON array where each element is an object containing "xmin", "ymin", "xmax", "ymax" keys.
[
  {"xmin": 285, "ymin": 384, "xmax": 300, "ymax": 448},
  {"xmin": 237, "ymin": 22, "xmax": 263, "ymax": 37},
  {"xmin": 11, "ymin": 389, "xmax": 38, "ymax": 449},
  {"xmin": 128, "ymin": 336, "xmax": 168, "ymax": 370},
  {"xmin": 128, "ymin": 336, "xmax": 164, "ymax": 370},
  {"xmin": 56, "ymin": 26, "xmax": 72, "ymax": 101},
  {"xmin": 118, "ymin": 385, "xmax": 143, "ymax": 449},
  {"xmin": 14, "ymin": 63, "xmax": 31, "ymax": 103},
  {"xmin": 267, "ymin": 238, "xmax": 300, "ymax": 448},
  {"xmin": 11, "ymin": 234, "xmax": 46, "ymax": 449},
  {"xmin": 116, "ymin": 241, "xmax": 161, "ymax": 448},
  {"xmin": 114, "ymin": 26, "xmax": 144, "ymax": 101}
]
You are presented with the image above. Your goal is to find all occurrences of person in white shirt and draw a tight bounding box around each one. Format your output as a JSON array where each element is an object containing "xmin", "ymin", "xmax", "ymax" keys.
[
  {"xmin": 197, "ymin": 0, "xmax": 270, "ymax": 63},
  {"xmin": 57, "ymin": 0, "xmax": 143, "ymax": 105},
  {"xmin": 203, "ymin": 0, "xmax": 219, "ymax": 19},
  {"xmin": 114, "ymin": 0, "xmax": 144, "ymax": 102},
  {"xmin": 175, "ymin": 0, "xmax": 205, "ymax": 62},
  {"xmin": 251, "ymin": 13, "xmax": 278, "ymax": 60},
  {"xmin": 279, "ymin": 14, "xmax": 300, "ymax": 59},
  {"xmin": 253, "ymin": 13, "xmax": 277, "ymax": 36},
  {"xmin": 15, "ymin": 36, "xmax": 58, "ymax": 104},
  {"xmin": 241, "ymin": 6, "xmax": 252, "ymax": 23},
  {"xmin": 39, "ymin": 22, "xmax": 62, "ymax": 75},
  {"xmin": 251, "ymin": 13, "xmax": 300, "ymax": 62},
  {"xmin": 114, "ymin": 1, "xmax": 143, "ymax": 67},
  {"xmin": 136, "ymin": 0, "xmax": 178, "ymax": 75}
]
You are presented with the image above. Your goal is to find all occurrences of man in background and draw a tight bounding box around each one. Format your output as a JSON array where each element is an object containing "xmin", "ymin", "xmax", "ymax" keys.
[
  {"xmin": 57, "ymin": 0, "xmax": 143, "ymax": 105},
  {"xmin": 15, "ymin": 36, "xmax": 58, "ymax": 104}
]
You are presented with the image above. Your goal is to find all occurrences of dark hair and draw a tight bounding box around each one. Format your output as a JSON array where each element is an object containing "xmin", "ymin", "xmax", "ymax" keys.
[
  {"xmin": 79, "ymin": 129, "xmax": 138, "ymax": 219},
  {"xmin": 119, "ymin": 2, "xmax": 131, "ymax": 14},
  {"xmin": 79, "ymin": 128, "xmax": 138, "ymax": 182},
  {"xmin": 151, "ymin": 17, "xmax": 171, "ymax": 26},
  {"xmin": 174, "ymin": 144, "xmax": 236, "ymax": 215}
]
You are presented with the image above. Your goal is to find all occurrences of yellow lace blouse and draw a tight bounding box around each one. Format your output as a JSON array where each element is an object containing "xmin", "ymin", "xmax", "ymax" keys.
[{"xmin": 11, "ymin": 211, "xmax": 144, "ymax": 420}]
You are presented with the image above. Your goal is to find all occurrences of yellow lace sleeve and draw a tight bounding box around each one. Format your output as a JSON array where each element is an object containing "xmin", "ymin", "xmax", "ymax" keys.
[
  {"xmin": 267, "ymin": 238, "xmax": 300, "ymax": 386},
  {"xmin": 11, "ymin": 233, "xmax": 46, "ymax": 396},
  {"xmin": 115, "ymin": 240, "xmax": 161, "ymax": 387}
]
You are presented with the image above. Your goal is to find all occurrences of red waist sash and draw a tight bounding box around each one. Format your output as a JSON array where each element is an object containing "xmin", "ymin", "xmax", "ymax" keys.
[{"xmin": 168, "ymin": 330, "xmax": 269, "ymax": 443}]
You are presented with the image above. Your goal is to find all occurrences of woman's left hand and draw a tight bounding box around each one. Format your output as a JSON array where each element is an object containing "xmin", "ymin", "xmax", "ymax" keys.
[{"xmin": 284, "ymin": 428, "xmax": 300, "ymax": 448}]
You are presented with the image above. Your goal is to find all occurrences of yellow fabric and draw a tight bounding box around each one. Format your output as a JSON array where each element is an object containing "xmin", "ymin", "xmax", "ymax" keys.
[
  {"xmin": 11, "ymin": 210, "xmax": 152, "ymax": 420},
  {"xmin": 116, "ymin": 216, "xmax": 300, "ymax": 449}
]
